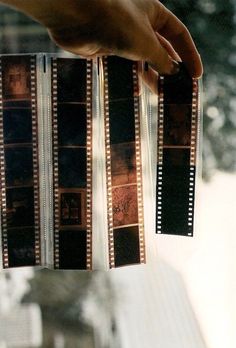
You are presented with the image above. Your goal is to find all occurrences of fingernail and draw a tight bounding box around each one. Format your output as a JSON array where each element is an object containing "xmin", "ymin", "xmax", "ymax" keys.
[
  {"xmin": 148, "ymin": 60, "xmax": 180, "ymax": 75},
  {"xmin": 170, "ymin": 60, "xmax": 180, "ymax": 75}
]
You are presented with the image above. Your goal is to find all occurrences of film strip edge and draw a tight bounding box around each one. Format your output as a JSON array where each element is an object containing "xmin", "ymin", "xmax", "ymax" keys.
[
  {"xmin": 156, "ymin": 76, "xmax": 164, "ymax": 234},
  {"xmin": 188, "ymin": 79, "xmax": 199, "ymax": 236},
  {"xmin": 133, "ymin": 63, "xmax": 145, "ymax": 264},
  {"xmin": 103, "ymin": 58, "xmax": 146, "ymax": 268},
  {"xmin": 103, "ymin": 58, "xmax": 114, "ymax": 268},
  {"xmin": 51, "ymin": 58, "xmax": 60, "ymax": 269},
  {"xmin": 86, "ymin": 59, "xmax": 93, "ymax": 270},
  {"xmin": 30, "ymin": 55, "xmax": 41, "ymax": 264},
  {"xmin": 0, "ymin": 57, "xmax": 8, "ymax": 268},
  {"xmin": 52, "ymin": 57, "xmax": 93, "ymax": 270},
  {"xmin": 156, "ymin": 75, "xmax": 198, "ymax": 236}
]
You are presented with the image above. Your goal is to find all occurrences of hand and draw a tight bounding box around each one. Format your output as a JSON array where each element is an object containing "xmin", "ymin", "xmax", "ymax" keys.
[
  {"xmin": 0, "ymin": 0, "xmax": 203, "ymax": 77},
  {"xmin": 47, "ymin": 0, "xmax": 203, "ymax": 78}
]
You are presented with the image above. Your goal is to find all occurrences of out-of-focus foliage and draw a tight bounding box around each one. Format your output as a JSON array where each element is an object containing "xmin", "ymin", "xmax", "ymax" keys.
[{"xmin": 162, "ymin": 0, "xmax": 236, "ymax": 179}]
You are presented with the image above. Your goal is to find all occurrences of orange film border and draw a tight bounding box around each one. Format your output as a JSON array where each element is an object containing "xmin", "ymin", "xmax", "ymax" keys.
[
  {"xmin": 156, "ymin": 72, "xmax": 199, "ymax": 236},
  {"xmin": 103, "ymin": 57, "xmax": 145, "ymax": 268},
  {"xmin": 30, "ymin": 55, "xmax": 41, "ymax": 265},
  {"xmin": 0, "ymin": 57, "xmax": 8, "ymax": 267},
  {"xmin": 51, "ymin": 58, "xmax": 93, "ymax": 270},
  {"xmin": 0, "ymin": 55, "xmax": 41, "ymax": 268}
]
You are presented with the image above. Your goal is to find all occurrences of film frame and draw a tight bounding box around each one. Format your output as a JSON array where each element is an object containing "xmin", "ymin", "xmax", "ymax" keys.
[
  {"xmin": 51, "ymin": 57, "xmax": 93, "ymax": 270},
  {"xmin": 103, "ymin": 56, "xmax": 146, "ymax": 268},
  {"xmin": 0, "ymin": 55, "xmax": 41, "ymax": 268},
  {"xmin": 156, "ymin": 64, "xmax": 200, "ymax": 236}
]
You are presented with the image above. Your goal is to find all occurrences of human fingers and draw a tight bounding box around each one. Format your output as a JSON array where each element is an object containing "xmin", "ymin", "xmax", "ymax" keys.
[
  {"xmin": 152, "ymin": 1, "xmax": 203, "ymax": 78},
  {"xmin": 155, "ymin": 32, "xmax": 181, "ymax": 62},
  {"xmin": 113, "ymin": 16, "xmax": 180, "ymax": 76}
]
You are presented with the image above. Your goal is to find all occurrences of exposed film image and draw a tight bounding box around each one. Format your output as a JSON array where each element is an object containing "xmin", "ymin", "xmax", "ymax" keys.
[
  {"xmin": 111, "ymin": 142, "xmax": 136, "ymax": 186},
  {"xmin": 6, "ymin": 187, "xmax": 35, "ymax": 227},
  {"xmin": 57, "ymin": 103, "xmax": 87, "ymax": 146},
  {"xmin": 163, "ymin": 104, "xmax": 192, "ymax": 146},
  {"xmin": 2, "ymin": 57, "xmax": 31, "ymax": 100},
  {"xmin": 60, "ymin": 191, "xmax": 86, "ymax": 228},
  {"xmin": 58, "ymin": 148, "xmax": 87, "ymax": 188},
  {"xmin": 109, "ymin": 99, "xmax": 135, "ymax": 144},
  {"xmin": 7, "ymin": 227, "xmax": 36, "ymax": 267},
  {"xmin": 163, "ymin": 148, "xmax": 190, "ymax": 167},
  {"xmin": 106, "ymin": 56, "xmax": 135, "ymax": 100},
  {"xmin": 3, "ymin": 108, "xmax": 32, "ymax": 144},
  {"xmin": 112, "ymin": 185, "xmax": 138, "ymax": 227},
  {"xmin": 56, "ymin": 58, "xmax": 87, "ymax": 102},
  {"xmin": 5, "ymin": 147, "xmax": 33, "ymax": 187}
]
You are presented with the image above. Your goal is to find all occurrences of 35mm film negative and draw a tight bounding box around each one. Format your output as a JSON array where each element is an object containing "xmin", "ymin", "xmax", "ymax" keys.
[
  {"xmin": 103, "ymin": 56, "xmax": 146, "ymax": 268},
  {"xmin": 51, "ymin": 58, "xmax": 93, "ymax": 270},
  {"xmin": 156, "ymin": 64, "xmax": 200, "ymax": 236},
  {"xmin": 0, "ymin": 53, "xmax": 199, "ymax": 270},
  {"xmin": 0, "ymin": 55, "xmax": 41, "ymax": 268}
]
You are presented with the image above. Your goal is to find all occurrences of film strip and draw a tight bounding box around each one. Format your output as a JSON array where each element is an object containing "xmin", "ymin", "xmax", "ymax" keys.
[
  {"xmin": 103, "ymin": 56, "xmax": 146, "ymax": 268},
  {"xmin": 156, "ymin": 63, "xmax": 199, "ymax": 236},
  {"xmin": 0, "ymin": 54, "xmax": 41, "ymax": 267},
  {"xmin": 51, "ymin": 57, "xmax": 93, "ymax": 270}
]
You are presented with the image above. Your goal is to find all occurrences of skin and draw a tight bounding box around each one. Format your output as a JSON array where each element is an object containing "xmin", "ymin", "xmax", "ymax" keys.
[{"xmin": 0, "ymin": 0, "xmax": 203, "ymax": 78}]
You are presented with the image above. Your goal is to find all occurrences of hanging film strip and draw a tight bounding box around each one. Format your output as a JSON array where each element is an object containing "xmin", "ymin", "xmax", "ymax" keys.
[
  {"xmin": 156, "ymin": 63, "xmax": 199, "ymax": 236},
  {"xmin": 103, "ymin": 56, "xmax": 146, "ymax": 268},
  {"xmin": 51, "ymin": 57, "xmax": 93, "ymax": 270},
  {"xmin": 0, "ymin": 55, "xmax": 41, "ymax": 268}
]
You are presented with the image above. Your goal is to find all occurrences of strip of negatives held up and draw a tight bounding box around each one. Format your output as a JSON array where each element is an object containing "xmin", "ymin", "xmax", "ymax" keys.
[
  {"xmin": 0, "ymin": 54, "xmax": 201, "ymax": 270},
  {"xmin": 0, "ymin": 54, "xmax": 146, "ymax": 270},
  {"xmin": 0, "ymin": 55, "xmax": 40, "ymax": 268},
  {"xmin": 156, "ymin": 63, "xmax": 200, "ymax": 236},
  {"xmin": 103, "ymin": 56, "xmax": 146, "ymax": 268},
  {"xmin": 51, "ymin": 58, "xmax": 93, "ymax": 270}
]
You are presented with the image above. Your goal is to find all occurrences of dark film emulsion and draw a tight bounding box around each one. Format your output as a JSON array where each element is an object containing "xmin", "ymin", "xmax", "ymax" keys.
[
  {"xmin": 5, "ymin": 147, "xmax": 33, "ymax": 187},
  {"xmin": 54, "ymin": 58, "xmax": 89, "ymax": 269},
  {"xmin": 162, "ymin": 65, "xmax": 192, "ymax": 105},
  {"xmin": 57, "ymin": 104, "xmax": 87, "ymax": 146},
  {"xmin": 106, "ymin": 56, "xmax": 141, "ymax": 267},
  {"xmin": 0, "ymin": 55, "xmax": 37, "ymax": 267},
  {"xmin": 111, "ymin": 143, "xmax": 136, "ymax": 186},
  {"xmin": 57, "ymin": 59, "xmax": 87, "ymax": 102},
  {"xmin": 6, "ymin": 187, "xmax": 35, "ymax": 228},
  {"xmin": 163, "ymin": 104, "xmax": 192, "ymax": 146},
  {"xmin": 114, "ymin": 226, "xmax": 140, "ymax": 267},
  {"xmin": 58, "ymin": 148, "xmax": 87, "ymax": 188},
  {"xmin": 160, "ymin": 149, "xmax": 191, "ymax": 235},
  {"xmin": 109, "ymin": 99, "xmax": 135, "ymax": 144},
  {"xmin": 60, "ymin": 192, "xmax": 83, "ymax": 226},
  {"xmin": 106, "ymin": 56, "xmax": 134, "ymax": 100},
  {"xmin": 3, "ymin": 107, "xmax": 32, "ymax": 144},
  {"xmin": 157, "ymin": 63, "xmax": 197, "ymax": 236}
]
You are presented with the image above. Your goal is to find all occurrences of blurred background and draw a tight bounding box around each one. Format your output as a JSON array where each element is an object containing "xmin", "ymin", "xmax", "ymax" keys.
[{"xmin": 0, "ymin": 0, "xmax": 236, "ymax": 347}]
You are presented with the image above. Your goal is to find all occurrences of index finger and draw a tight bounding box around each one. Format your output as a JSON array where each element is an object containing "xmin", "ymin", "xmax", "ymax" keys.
[{"xmin": 153, "ymin": 2, "xmax": 203, "ymax": 78}]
